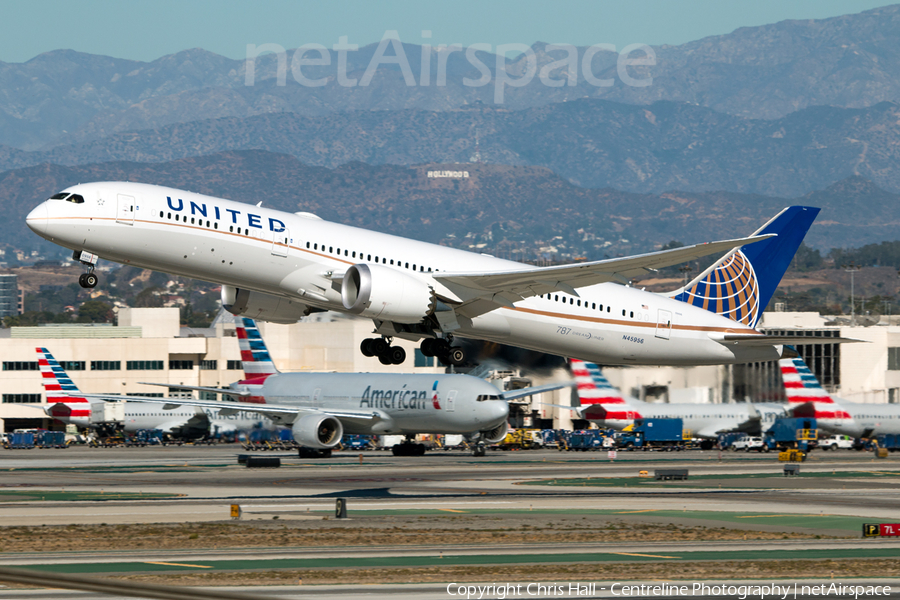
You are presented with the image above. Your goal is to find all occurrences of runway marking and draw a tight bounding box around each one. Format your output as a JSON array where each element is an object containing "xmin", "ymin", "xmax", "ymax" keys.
[
  {"xmin": 144, "ymin": 561, "xmax": 212, "ymax": 569},
  {"xmin": 438, "ymin": 509, "xmax": 468, "ymax": 513},
  {"xmin": 615, "ymin": 509, "xmax": 660, "ymax": 514},
  {"xmin": 736, "ymin": 514, "xmax": 830, "ymax": 519},
  {"xmin": 240, "ymin": 502, "xmax": 512, "ymax": 510},
  {"xmin": 610, "ymin": 552, "xmax": 681, "ymax": 559}
]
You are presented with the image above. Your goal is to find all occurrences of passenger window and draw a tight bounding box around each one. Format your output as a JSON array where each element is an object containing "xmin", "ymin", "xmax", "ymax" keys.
[
  {"xmin": 159, "ymin": 211, "xmax": 163, "ymax": 218},
  {"xmin": 191, "ymin": 218, "xmax": 195, "ymax": 224},
  {"xmin": 175, "ymin": 215, "xmax": 180, "ymax": 221},
  {"xmin": 592, "ymin": 303, "xmax": 596, "ymax": 309},
  {"xmin": 352, "ymin": 251, "xmax": 356, "ymax": 258},
  {"xmin": 630, "ymin": 311, "xmax": 634, "ymax": 318},
  {"xmin": 577, "ymin": 300, "xmax": 581, "ymax": 307},
  {"xmin": 167, "ymin": 213, "xmax": 171, "ymax": 219},
  {"xmin": 622, "ymin": 310, "xmax": 625, "ymax": 316},
  {"xmin": 554, "ymin": 295, "xmax": 559, "ymax": 302},
  {"xmin": 329, "ymin": 247, "xmax": 333, "ymax": 253},
  {"xmin": 405, "ymin": 262, "xmax": 409, "ymax": 269},
  {"xmin": 214, "ymin": 222, "xmax": 218, "ymax": 229}
]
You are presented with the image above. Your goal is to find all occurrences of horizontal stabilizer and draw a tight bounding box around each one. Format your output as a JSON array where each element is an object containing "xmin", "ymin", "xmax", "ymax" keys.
[
  {"xmin": 139, "ymin": 382, "xmax": 250, "ymax": 397},
  {"xmin": 713, "ymin": 334, "xmax": 866, "ymax": 347},
  {"xmin": 500, "ymin": 381, "xmax": 574, "ymax": 402}
]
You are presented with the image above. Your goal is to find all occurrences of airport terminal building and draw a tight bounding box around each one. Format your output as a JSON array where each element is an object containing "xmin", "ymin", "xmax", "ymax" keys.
[{"xmin": 1, "ymin": 307, "xmax": 897, "ymax": 432}]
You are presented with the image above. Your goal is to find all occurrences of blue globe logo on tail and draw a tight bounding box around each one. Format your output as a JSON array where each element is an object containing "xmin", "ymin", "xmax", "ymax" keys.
[
  {"xmin": 671, "ymin": 206, "xmax": 820, "ymax": 328},
  {"xmin": 675, "ymin": 250, "xmax": 760, "ymax": 327}
]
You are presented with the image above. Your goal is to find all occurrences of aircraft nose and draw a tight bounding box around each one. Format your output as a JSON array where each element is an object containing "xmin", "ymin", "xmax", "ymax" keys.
[
  {"xmin": 25, "ymin": 203, "xmax": 48, "ymax": 235},
  {"xmin": 491, "ymin": 399, "xmax": 510, "ymax": 422}
]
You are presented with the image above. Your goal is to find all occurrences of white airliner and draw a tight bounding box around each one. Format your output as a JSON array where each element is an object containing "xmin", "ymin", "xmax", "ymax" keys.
[
  {"xmin": 781, "ymin": 356, "xmax": 900, "ymax": 437},
  {"xmin": 37, "ymin": 346, "xmax": 271, "ymax": 439},
  {"xmin": 27, "ymin": 183, "xmax": 826, "ymax": 367},
  {"xmin": 566, "ymin": 359, "xmax": 788, "ymax": 443},
  {"xmin": 42, "ymin": 316, "xmax": 570, "ymax": 456}
]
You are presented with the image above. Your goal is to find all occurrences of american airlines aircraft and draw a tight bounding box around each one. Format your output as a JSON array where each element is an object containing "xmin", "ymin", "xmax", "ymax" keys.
[
  {"xmin": 781, "ymin": 356, "xmax": 900, "ymax": 437},
  {"xmin": 566, "ymin": 360, "xmax": 788, "ymax": 444},
  {"xmin": 27, "ymin": 183, "xmax": 823, "ymax": 367},
  {"xmin": 37, "ymin": 347, "xmax": 271, "ymax": 439},
  {"xmin": 46, "ymin": 316, "xmax": 569, "ymax": 456}
]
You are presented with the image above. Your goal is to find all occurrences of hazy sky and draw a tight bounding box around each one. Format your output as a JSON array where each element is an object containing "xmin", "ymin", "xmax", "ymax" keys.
[{"xmin": 0, "ymin": 0, "xmax": 895, "ymax": 63}]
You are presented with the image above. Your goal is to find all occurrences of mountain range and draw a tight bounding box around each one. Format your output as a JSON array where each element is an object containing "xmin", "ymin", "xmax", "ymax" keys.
[{"xmin": 2, "ymin": 4, "xmax": 900, "ymax": 151}]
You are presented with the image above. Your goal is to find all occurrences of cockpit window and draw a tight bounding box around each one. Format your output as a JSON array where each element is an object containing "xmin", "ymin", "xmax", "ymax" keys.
[
  {"xmin": 67, "ymin": 194, "xmax": 85, "ymax": 204},
  {"xmin": 50, "ymin": 192, "xmax": 69, "ymax": 200},
  {"xmin": 476, "ymin": 394, "xmax": 502, "ymax": 402}
]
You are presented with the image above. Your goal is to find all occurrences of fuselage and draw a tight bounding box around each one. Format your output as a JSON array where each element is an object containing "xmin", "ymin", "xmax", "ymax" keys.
[
  {"xmin": 815, "ymin": 402, "xmax": 900, "ymax": 438},
  {"xmin": 228, "ymin": 372, "xmax": 508, "ymax": 435},
  {"xmin": 27, "ymin": 182, "xmax": 784, "ymax": 366},
  {"xmin": 585, "ymin": 400, "xmax": 789, "ymax": 438}
]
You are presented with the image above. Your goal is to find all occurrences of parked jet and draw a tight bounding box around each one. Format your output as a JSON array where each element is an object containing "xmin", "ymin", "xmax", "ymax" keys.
[
  {"xmin": 564, "ymin": 359, "xmax": 788, "ymax": 443},
  {"xmin": 37, "ymin": 347, "xmax": 270, "ymax": 438},
  {"xmin": 780, "ymin": 356, "xmax": 900, "ymax": 437},
  {"xmin": 45, "ymin": 317, "xmax": 569, "ymax": 456},
  {"xmin": 28, "ymin": 183, "xmax": 826, "ymax": 367}
]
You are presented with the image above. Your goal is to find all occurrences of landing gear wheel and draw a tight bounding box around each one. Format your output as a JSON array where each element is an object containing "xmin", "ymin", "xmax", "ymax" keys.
[
  {"xmin": 378, "ymin": 354, "xmax": 393, "ymax": 365},
  {"xmin": 447, "ymin": 347, "xmax": 466, "ymax": 366},
  {"xmin": 420, "ymin": 338, "xmax": 436, "ymax": 357},
  {"xmin": 473, "ymin": 444, "xmax": 486, "ymax": 457},
  {"xmin": 371, "ymin": 338, "xmax": 389, "ymax": 357},
  {"xmin": 78, "ymin": 273, "xmax": 87, "ymax": 288},
  {"xmin": 360, "ymin": 338, "xmax": 375, "ymax": 357},
  {"xmin": 84, "ymin": 273, "xmax": 98, "ymax": 288},
  {"xmin": 389, "ymin": 346, "xmax": 406, "ymax": 365}
]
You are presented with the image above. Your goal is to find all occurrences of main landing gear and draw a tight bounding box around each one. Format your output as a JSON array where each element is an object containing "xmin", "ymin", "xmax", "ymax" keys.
[
  {"xmin": 78, "ymin": 272, "xmax": 98, "ymax": 289},
  {"xmin": 360, "ymin": 337, "xmax": 407, "ymax": 365},
  {"xmin": 392, "ymin": 436, "xmax": 427, "ymax": 456},
  {"xmin": 420, "ymin": 337, "xmax": 466, "ymax": 367},
  {"xmin": 360, "ymin": 336, "xmax": 467, "ymax": 367}
]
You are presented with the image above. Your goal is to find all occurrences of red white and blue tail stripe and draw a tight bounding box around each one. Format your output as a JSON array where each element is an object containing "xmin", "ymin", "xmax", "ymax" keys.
[
  {"xmin": 571, "ymin": 359, "xmax": 640, "ymax": 426},
  {"xmin": 37, "ymin": 347, "xmax": 91, "ymax": 426},
  {"xmin": 779, "ymin": 356, "xmax": 851, "ymax": 422},
  {"xmin": 235, "ymin": 317, "xmax": 279, "ymax": 377}
]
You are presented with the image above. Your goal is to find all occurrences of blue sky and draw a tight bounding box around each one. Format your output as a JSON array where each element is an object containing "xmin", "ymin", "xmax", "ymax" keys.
[{"xmin": 0, "ymin": 0, "xmax": 895, "ymax": 63}]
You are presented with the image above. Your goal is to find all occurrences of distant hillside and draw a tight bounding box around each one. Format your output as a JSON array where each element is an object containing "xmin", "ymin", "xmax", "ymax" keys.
[
  {"xmin": 6, "ymin": 151, "xmax": 900, "ymax": 258},
  {"xmin": 3, "ymin": 99, "xmax": 900, "ymax": 197},
  {"xmin": 3, "ymin": 5, "xmax": 900, "ymax": 149}
]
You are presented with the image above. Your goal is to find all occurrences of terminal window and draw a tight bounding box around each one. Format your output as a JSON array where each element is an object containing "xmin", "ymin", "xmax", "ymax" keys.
[
  {"xmin": 226, "ymin": 360, "xmax": 242, "ymax": 370},
  {"xmin": 2, "ymin": 394, "xmax": 41, "ymax": 403},
  {"xmin": 889, "ymin": 348, "xmax": 900, "ymax": 371},
  {"xmin": 169, "ymin": 360, "xmax": 194, "ymax": 370},
  {"xmin": 2, "ymin": 361, "xmax": 38, "ymax": 371},
  {"xmin": 414, "ymin": 349, "xmax": 434, "ymax": 368},
  {"xmin": 126, "ymin": 360, "xmax": 164, "ymax": 371},
  {"xmin": 91, "ymin": 361, "xmax": 121, "ymax": 371},
  {"xmin": 60, "ymin": 361, "xmax": 85, "ymax": 371},
  {"xmin": 200, "ymin": 360, "xmax": 218, "ymax": 370}
]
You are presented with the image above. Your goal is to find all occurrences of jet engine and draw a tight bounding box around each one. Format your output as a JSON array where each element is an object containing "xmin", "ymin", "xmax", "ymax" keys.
[
  {"xmin": 291, "ymin": 413, "xmax": 343, "ymax": 449},
  {"xmin": 222, "ymin": 285, "xmax": 311, "ymax": 324},
  {"xmin": 480, "ymin": 421, "xmax": 509, "ymax": 444},
  {"xmin": 341, "ymin": 263, "xmax": 435, "ymax": 324}
]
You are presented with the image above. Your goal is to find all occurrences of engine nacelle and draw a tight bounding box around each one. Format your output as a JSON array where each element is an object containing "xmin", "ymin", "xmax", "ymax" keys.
[
  {"xmin": 222, "ymin": 285, "xmax": 310, "ymax": 324},
  {"xmin": 480, "ymin": 421, "xmax": 509, "ymax": 444},
  {"xmin": 291, "ymin": 413, "xmax": 343, "ymax": 449},
  {"xmin": 341, "ymin": 263, "xmax": 434, "ymax": 324}
]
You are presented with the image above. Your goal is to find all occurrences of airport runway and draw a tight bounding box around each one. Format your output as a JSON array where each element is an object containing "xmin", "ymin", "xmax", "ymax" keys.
[{"xmin": 1, "ymin": 446, "xmax": 898, "ymax": 598}]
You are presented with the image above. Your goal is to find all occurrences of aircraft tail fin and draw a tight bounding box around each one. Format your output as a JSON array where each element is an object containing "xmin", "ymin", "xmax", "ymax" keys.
[
  {"xmin": 570, "ymin": 359, "xmax": 641, "ymax": 422},
  {"xmin": 779, "ymin": 355, "xmax": 851, "ymax": 420},
  {"xmin": 671, "ymin": 206, "xmax": 819, "ymax": 328},
  {"xmin": 36, "ymin": 347, "xmax": 91, "ymax": 425},
  {"xmin": 235, "ymin": 317, "xmax": 280, "ymax": 377}
]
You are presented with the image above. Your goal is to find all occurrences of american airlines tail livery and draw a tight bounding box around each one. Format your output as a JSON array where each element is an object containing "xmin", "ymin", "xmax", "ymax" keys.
[
  {"xmin": 569, "ymin": 359, "xmax": 787, "ymax": 439},
  {"xmin": 27, "ymin": 182, "xmax": 828, "ymax": 367},
  {"xmin": 37, "ymin": 347, "xmax": 267, "ymax": 438},
  {"xmin": 780, "ymin": 356, "xmax": 900, "ymax": 437}
]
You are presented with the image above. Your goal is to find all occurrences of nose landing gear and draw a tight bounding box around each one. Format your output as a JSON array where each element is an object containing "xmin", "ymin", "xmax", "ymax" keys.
[
  {"xmin": 420, "ymin": 337, "xmax": 466, "ymax": 366},
  {"xmin": 74, "ymin": 251, "xmax": 100, "ymax": 289},
  {"xmin": 360, "ymin": 337, "xmax": 407, "ymax": 365}
]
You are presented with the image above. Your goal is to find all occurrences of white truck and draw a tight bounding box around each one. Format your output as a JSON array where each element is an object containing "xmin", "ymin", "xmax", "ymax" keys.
[{"xmin": 819, "ymin": 434, "xmax": 854, "ymax": 450}]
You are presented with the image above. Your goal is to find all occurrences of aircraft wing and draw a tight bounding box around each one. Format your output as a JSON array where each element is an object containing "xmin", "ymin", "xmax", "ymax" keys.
[
  {"xmin": 74, "ymin": 392, "xmax": 378, "ymax": 421},
  {"xmin": 435, "ymin": 234, "xmax": 773, "ymax": 316},
  {"xmin": 500, "ymin": 381, "xmax": 575, "ymax": 402},
  {"xmin": 138, "ymin": 382, "xmax": 250, "ymax": 397}
]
